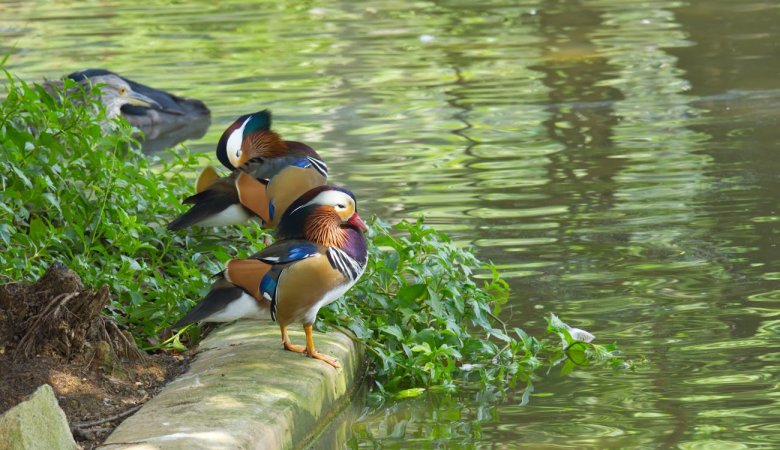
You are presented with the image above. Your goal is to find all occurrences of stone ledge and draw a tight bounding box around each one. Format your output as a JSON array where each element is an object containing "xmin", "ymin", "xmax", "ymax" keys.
[{"xmin": 101, "ymin": 321, "xmax": 363, "ymax": 450}]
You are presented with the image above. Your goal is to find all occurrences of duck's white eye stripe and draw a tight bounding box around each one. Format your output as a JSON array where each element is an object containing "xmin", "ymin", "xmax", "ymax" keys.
[
  {"xmin": 297, "ymin": 190, "xmax": 353, "ymax": 210},
  {"xmin": 226, "ymin": 117, "xmax": 251, "ymax": 165}
]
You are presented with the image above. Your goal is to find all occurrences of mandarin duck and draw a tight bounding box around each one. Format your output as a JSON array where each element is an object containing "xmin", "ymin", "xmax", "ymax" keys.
[
  {"xmin": 173, "ymin": 185, "xmax": 368, "ymax": 368},
  {"xmin": 167, "ymin": 110, "xmax": 328, "ymax": 231}
]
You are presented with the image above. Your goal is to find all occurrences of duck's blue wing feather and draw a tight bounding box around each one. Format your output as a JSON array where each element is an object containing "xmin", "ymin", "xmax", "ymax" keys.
[{"xmin": 250, "ymin": 240, "xmax": 325, "ymax": 320}]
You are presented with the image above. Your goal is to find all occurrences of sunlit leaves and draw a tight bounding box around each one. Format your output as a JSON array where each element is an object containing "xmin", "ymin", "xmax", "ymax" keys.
[
  {"xmin": 1, "ymin": 64, "xmax": 630, "ymax": 402},
  {"xmin": 0, "ymin": 66, "xmax": 258, "ymax": 345}
]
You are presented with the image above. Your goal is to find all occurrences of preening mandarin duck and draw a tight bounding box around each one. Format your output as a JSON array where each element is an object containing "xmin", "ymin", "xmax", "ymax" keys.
[
  {"xmin": 173, "ymin": 186, "xmax": 368, "ymax": 368},
  {"xmin": 167, "ymin": 110, "xmax": 328, "ymax": 231},
  {"xmin": 214, "ymin": 110, "xmax": 320, "ymax": 172}
]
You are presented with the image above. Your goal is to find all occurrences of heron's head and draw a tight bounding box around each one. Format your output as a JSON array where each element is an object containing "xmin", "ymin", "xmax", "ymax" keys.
[{"xmin": 89, "ymin": 74, "xmax": 161, "ymax": 117}]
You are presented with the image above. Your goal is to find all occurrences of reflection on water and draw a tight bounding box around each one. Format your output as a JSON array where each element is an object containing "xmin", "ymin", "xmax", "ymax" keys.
[
  {"xmin": 3, "ymin": 0, "xmax": 780, "ymax": 447},
  {"xmin": 136, "ymin": 113, "xmax": 210, "ymax": 153}
]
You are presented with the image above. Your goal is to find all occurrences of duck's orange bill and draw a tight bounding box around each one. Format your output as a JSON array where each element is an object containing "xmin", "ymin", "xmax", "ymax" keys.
[{"xmin": 348, "ymin": 213, "xmax": 368, "ymax": 232}]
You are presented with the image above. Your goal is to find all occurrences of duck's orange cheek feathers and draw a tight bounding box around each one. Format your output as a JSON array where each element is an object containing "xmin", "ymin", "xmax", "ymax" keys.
[{"xmin": 304, "ymin": 209, "xmax": 345, "ymax": 246}]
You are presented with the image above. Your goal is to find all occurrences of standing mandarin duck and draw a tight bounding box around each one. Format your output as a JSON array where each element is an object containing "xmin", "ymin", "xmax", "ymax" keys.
[
  {"xmin": 167, "ymin": 110, "xmax": 328, "ymax": 231},
  {"xmin": 173, "ymin": 186, "xmax": 368, "ymax": 368}
]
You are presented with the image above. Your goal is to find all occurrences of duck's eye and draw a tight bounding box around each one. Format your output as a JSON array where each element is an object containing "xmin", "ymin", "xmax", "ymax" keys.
[{"xmin": 336, "ymin": 204, "xmax": 346, "ymax": 210}]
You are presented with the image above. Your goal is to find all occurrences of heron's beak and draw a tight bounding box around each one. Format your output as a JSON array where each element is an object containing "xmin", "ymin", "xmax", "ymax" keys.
[{"xmin": 125, "ymin": 90, "xmax": 162, "ymax": 109}]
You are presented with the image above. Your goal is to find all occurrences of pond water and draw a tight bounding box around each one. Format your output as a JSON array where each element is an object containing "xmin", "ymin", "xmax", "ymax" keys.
[{"xmin": 3, "ymin": 0, "xmax": 780, "ymax": 447}]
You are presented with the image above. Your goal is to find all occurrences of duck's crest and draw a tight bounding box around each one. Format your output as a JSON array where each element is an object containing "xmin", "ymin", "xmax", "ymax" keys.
[{"xmin": 244, "ymin": 110, "xmax": 272, "ymax": 135}]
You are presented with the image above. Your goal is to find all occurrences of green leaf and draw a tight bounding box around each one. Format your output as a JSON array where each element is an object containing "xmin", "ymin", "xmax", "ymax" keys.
[
  {"xmin": 0, "ymin": 224, "xmax": 11, "ymax": 246},
  {"xmin": 396, "ymin": 283, "xmax": 426, "ymax": 304},
  {"xmin": 519, "ymin": 383, "xmax": 534, "ymax": 406},
  {"xmin": 411, "ymin": 342, "xmax": 432, "ymax": 355},
  {"xmin": 28, "ymin": 217, "xmax": 47, "ymax": 242},
  {"xmin": 560, "ymin": 359, "xmax": 575, "ymax": 377},
  {"xmin": 380, "ymin": 324, "xmax": 405, "ymax": 341},
  {"xmin": 462, "ymin": 338, "xmax": 497, "ymax": 358},
  {"xmin": 11, "ymin": 165, "xmax": 33, "ymax": 189},
  {"xmin": 395, "ymin": 388, "xmax": 426, "ymax": 399},
  {"xmin": 42, "ymin": 193, "xmax": 62, "ymax": 215},
  {"xmin": 566, "ymin": 342, "xmax": 589, "ymax": 366}
]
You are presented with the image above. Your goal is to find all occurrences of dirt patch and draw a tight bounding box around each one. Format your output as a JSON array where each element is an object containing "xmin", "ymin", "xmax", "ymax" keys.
[{"xmin": 0, "ymin": 262, "xmax": 189, "ymax": 448}]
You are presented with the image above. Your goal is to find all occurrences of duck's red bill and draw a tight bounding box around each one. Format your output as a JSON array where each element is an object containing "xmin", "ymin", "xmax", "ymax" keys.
[{"xmin": 348, "ymin": 213, "xmax": 368, "ymax": 232}]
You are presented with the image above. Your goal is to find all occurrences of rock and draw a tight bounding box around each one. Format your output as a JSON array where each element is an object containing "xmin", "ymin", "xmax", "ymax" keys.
[{"xmin": 0, "ymin": 384, "xmax": 77, "ymax": 450}]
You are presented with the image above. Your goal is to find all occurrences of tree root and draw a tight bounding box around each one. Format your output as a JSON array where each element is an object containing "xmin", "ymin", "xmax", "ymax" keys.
[{"xmin": 1, "ymin": 262, "xmax": 144, "ymax": 365}]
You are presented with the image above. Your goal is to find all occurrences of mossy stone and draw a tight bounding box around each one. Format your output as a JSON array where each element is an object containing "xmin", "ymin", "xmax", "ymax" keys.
[{"xmin": 0, "ymin": 384, "xmax": 77, "ymax": 450}]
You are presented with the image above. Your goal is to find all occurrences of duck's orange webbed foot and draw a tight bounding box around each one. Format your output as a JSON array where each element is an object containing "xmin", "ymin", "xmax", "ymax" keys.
[
  {"xmin": 307, "ymin": 350, "xmax": 341, "ymax": 368},
  {"xmin": 304, "ymin": 324, "xmax": 340, "ymax": 369},
  {"xmin": 280, "ymin": 325, "xmax": 305, "ymax": 353}
]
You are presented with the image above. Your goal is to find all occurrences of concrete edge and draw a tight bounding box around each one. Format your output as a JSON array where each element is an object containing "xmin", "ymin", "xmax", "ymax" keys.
[{"xmin": 101, "ymin": 320, "xmax": 365, "ymax": 450}]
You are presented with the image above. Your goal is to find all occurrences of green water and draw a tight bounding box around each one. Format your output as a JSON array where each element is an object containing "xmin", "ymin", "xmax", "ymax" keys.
[{"xmin": 4, "ymin": 0, "xmax": 780, "ymax": 447}]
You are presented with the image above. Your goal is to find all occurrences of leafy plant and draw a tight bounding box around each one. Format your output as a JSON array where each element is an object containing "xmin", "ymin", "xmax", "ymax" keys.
[
  {"xmin": 0, "ymin": 66, "xmax": 261, "ymax": 346},
  {"xmin": 320, "ymin": 218, "xmax": 629, "ymax": 398},
  {"xmin": 1, "ymin": 64, "xmax": 629, "ymax": 400}
]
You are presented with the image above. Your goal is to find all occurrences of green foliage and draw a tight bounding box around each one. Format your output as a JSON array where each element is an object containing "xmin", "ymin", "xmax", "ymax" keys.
[
  {"xmin": 1, "ymin": 65, "xmax": 628, "ymax": 400},
  {"xmin": 320, "ymin": 218, "xmax": 629, "ymax": 398},
  {"xmin": 0, "ymin": 68, "xmax": 262, "ymax": 345}
]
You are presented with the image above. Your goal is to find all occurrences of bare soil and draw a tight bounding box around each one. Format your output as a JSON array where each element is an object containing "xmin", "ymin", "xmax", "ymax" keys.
[{"xmin": 0, "ymin": 262, "xmax": 189, "ymax": 448}]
